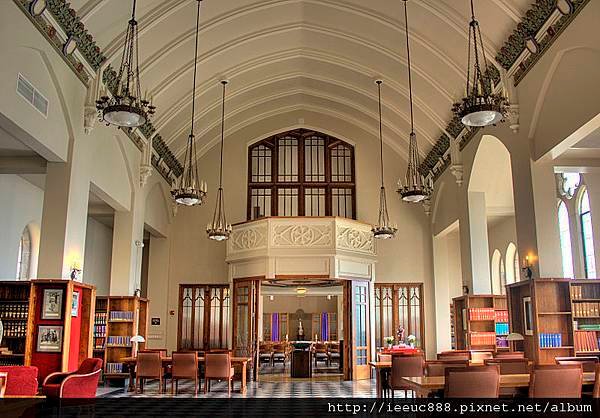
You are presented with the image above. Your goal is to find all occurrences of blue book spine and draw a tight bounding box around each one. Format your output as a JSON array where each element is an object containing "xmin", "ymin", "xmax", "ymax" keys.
[
  {"xmin": 540, "ymin": 333, "xmax": 545, "ymax": 348},
  {"xmin": 558, "ymin": 333, "xmax": 562, "ymax": 347}
]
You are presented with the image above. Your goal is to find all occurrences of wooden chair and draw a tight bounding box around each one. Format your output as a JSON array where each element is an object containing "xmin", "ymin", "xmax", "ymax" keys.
[
  {"xmin": 328, "ymin": 342, "xmax": 341, "ymax": 366},
  {"xmin": 136, "ymin": 352, "xmax": 163, "ymax": 394},
  {"xmin": 204, "ymin": 353, "xmax": 234, "ymax": 396},
  {"xmin": 425, "ymin": 360, "xmax": 468, "ymax": 376},
  {"xmin": 484, "ymin": 358, "xmax": 530, "ymax": 375},
  {"xmin": 470, "ymin": 351, "xmax": 494, "ymax": 363},
  {"xmin": 259, "ymin": 342, "xmax": 274, "ymax": 367},
  {"xmin": 171, "ymin": 351, "xmax": 199, "ymax": 395},
  {"xmin": 529, "ymin": 365, "xmax": 583, "ymax": 398},
  {"xmin": 0, "ymin": 372, "xmax": 7, "ymax": 398},
  {"xmin": 140, "ymin": 348, "xmax": 168, "ymax": 358},
  {"xmin": 494, "ymin": 351, "xmax": 525, "ymax": 359},
  {"xmin": 593, "ymin": 364, "xmax": 600, "ymax": 399},
  {"xmin": 389, "ymin": 354, "xmax": 424, "ymax": 398},
  {"xmin": 444, "ymin": 365, "xmax": 500, "ymax": 398},
  {"xmin": 437, "ymin": 350, "xmax": 470, "ymax": 361},
  {"xmin": 272, "ymin": 343, "xmax": 288, "ymax": 370},
  {"xmin": 313, "ymin": 343, "xmax": 329, "ymax": 367},
  {"xmin": 377, "ymin": 353, "xmax": 392, "ymax": 362},
  {"xmin": 556, "ymin": 356, "xmax": 598, "ymax": 373}
]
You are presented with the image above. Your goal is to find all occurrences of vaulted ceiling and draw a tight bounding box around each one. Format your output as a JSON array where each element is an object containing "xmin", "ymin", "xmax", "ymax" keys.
[{"xmin": 71, "ymin": 0, "xmax": 533, "ymax": 161}]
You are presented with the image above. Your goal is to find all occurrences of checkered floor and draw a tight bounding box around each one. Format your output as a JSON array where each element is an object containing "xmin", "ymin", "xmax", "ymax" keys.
[{"xmin": 99, "ymin": 377, "xmax": 381, "ymax": 398}]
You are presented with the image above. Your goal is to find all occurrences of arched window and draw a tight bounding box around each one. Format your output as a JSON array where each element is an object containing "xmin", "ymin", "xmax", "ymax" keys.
[
  {"xmin": 247, "ymin": 129, "xmax": 355, "ymax": 220},
  {"xmin": 514, "ymin": 251, "xmax": 520, "ymax": 283},
  {"xmin": 558, "ymin": 201, "xmax": 574, "ymax": 278},
  {"xmin": 505, "ymin": 243, "xmax": 518, "ymax": 284},
  {"xmin": 579, "ymin": 189, "xmax": 596, "ymax": 278},
  {"xmin": 491, "ymin": 250, "xmax": 501, "ymax": 294},
  {"xmin": 16, "ymin": 227, "xmax": 31, "ymax": 280}
]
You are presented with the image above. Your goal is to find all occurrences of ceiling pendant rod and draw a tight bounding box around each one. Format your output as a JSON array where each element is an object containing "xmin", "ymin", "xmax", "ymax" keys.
[
  {"xmin": 377, "ymin": 80, "xmax": 384, "ymax": 189},
  {"xmin": 218, "ymin": 81, "xmax": 226, "ymax": 189},
  {"xmin": 404, "ymin": 0, "xmax": 415, "ymax": 135},
  {"xmin": 189, "ymin": 0, "xmax": 201, "ymax": 138}
]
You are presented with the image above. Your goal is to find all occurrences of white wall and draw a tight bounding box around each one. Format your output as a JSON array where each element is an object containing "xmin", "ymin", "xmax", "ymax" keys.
[
  {"xmin": 0, "ymin": 175, "xmax": 43, "ymax": 279},
  {"xmin": 83, "ymin": 217, "xmax": 113, "ymax": 295}
]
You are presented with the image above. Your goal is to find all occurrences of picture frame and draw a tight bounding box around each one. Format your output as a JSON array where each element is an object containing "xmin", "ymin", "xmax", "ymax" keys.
[
  {"xmin": 523, "ymin": 296, "xmax": 534, "ymax": 336},
  {"xmin": 71, "ymin": 291, "xmax": 79, "ymax": 317},
  {"xmin": 37, "ymin": 325, "xmax": 63, "ymax": 352},
  {"xmin": 42, "ymin": 289, "xmax": 63, "ymax": 320}
]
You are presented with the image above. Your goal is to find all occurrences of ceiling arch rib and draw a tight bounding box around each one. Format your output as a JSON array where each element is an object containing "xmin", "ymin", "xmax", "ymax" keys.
[{"xmin": 153, "ymin": 49, "xmax": 450, "ymax": 136}]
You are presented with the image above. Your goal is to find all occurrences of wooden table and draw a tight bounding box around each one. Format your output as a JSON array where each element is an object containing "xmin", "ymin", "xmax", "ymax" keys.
[
  {"xmin": 400, "ymin": 372, "xmax": 596, "ymax": 397},
  {"xmin": 120, "ymin": 356, "xmax": 251, "ymax": 394},
  {"xmin": 369, "ymin": 361, "xmax": 392, "ymax": 398}
]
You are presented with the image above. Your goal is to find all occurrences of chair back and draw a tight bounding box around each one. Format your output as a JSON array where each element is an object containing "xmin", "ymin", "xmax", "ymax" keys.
[
  {"xmin": 437, "ymin": 350, "xmax": 470, "ymax": 361},
  {"xmin": 136, "ymin": 352, "xmax": 162, "ymax": 378},
  {"xmin": 140, "ymin": 348, "xmax": 168, "ymax": 358},
  {"xmin": 470, "ymin": 351, "xmax": 494, "ymax": 363},
  {"xmin": 593, "ymin": 364, "xmax": 600, "ymax": 399},
  {"xmin": 329, "ymin": 342, "xmax": 340, "ymax": 353},
  {"xmin": 390, "ymin": 355, "xmax": 424, "ymax": 389},
  {"xmin": 494, "ymin": 351, "xmax": 525, "ymax": 359},
  {"xmin": 484, "ymin": 358, "xmax": 530, "ymax": 375},
  {"xmin": 556, "ymin": 356, "xmax": 598, "ymax": 373},
  {"xmin": 172, "ymin": 351, "xmax": 198, "ymax": 379},
  {"xmin": 425, "ymin": 360, "xmax": 468, "ymax": 376},
  {"xmin": 0, "ymin": 372, "xmax": 7, "ymax": 398},
  {"xmin": 377, "ymin": 353, "xmax": 392, "ymax": 362},
  {"xmin": 444, "ymin": 365, "xmax": 500, "ymax": 398},
  {"xmin": 529, "ymin": 365, "xmax": 583, "ymax": 398},
  {"xmin": 205, "ymin": 353, "xmax": 232, "ymax": 379},
  {"xmin": 273, "ymin": 344, "xmax": 286, "ymax": 354},
  {"xmin": 77, "ymin": 358, "xmax": 103, "ymax": 374},
  {"xmin": 314, "ymin": 343, "xmax": 328, "ymax": 353}
]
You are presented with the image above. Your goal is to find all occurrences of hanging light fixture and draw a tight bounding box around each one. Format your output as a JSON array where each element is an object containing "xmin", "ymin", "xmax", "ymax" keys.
[
  {"xmin": 207, "ymin": 80, "xmax": 232, "ymax": 241},
  {"xmin": 453, "ymin": 0, "xmax": 508, "ymax": 127},
  {"xmin": 397, "ymin": 0, "xmax": 432, "ymax": 203},
  {"xmin": 372, "ymin": 80, "xmax": 397, "ymax": 240},
  {"xmin": 171, "ymin": 0, "xmax": 207, "ymax": 206},
  {"xmin": 96, "ymin": 0, "xmax": 155, "ymax": 127}
]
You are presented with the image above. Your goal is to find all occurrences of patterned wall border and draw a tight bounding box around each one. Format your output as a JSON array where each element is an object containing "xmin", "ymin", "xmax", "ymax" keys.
[{"xmin": 420, "ymin": 0, "xmax": 590, "ymax": 180}]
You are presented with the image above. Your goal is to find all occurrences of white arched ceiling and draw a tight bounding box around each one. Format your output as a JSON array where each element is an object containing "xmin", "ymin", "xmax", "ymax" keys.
[{"xmin": 72, "ymin": 0, "xmax": 532, "ymax": 162}]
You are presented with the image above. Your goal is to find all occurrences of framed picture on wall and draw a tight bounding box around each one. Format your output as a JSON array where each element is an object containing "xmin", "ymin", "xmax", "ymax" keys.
[
  {"xmin": 71, "ymin": 291, "xmax": 79, "ymax": 317},
  {"xmin": 523, "ymin": 297, "xmax": 534, "ymax": 336},
  {"xmin": 37, "ymin": 325, "xmax": 63, "ymax": 352},
  {"xmin": 41, "ymin": 289, "xmax": 63, "ymax": 320}
]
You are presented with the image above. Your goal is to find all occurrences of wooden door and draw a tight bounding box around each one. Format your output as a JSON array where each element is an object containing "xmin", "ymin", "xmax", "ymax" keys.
[
  {"xmin": 233, "ymin": 279, "xmax": 260, "ymax": 378},
  {"xmin": 344, "ymin": 280, "xmax": 371, "ymax": 380}
]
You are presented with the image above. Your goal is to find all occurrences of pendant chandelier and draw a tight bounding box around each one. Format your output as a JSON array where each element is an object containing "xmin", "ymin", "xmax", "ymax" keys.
[
  {"xmin": 96, "ymin": 0, "xmax": 155, "ymax": 128},
  {"xmin": 372, "ymin": 80, "xmax": 397, "ymax": 240},
  {"xmin": 171, "ymin": 0, "xmax": 207, "ymax": 206},
  {"xmin": 452, "ymin": 0, "xmax": 508, "ymax": 127},
  {"xmin": 207, "ymin": 81, "xmax": 232, "ymax": 241},
  {"xmin": 397, "ymin": 0, "xmax": 432, "ymax": 203}
]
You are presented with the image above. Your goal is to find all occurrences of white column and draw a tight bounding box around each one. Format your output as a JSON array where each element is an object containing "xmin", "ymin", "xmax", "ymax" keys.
[{"xmin": 467, "ymin": 192, "xmax": 492, "ymax": 294}]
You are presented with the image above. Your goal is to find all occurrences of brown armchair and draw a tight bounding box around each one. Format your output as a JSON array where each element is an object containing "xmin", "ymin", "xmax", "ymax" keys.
[
  {"xmin": 171, "ymin": 351, "xmax": 199, "ymax": 395},
  {"xmin": 328, "ymin": 342, "xmax": 341, "ymax": 366},
  {"xmin": 484, "ymin": 358, "xmax": 530, "ymax": 375},
  {"xmin": 42, "ymin": 358, "xmax": 103, "ymax": 399},
  {"xmin": 389, "ymin": 354, "xmax": 424, "ymax": 398},
  {"xmin": 437, "ymin": 350, "xmax": 470, "ymax": 361},
  {"xmin": 425, "ymin": 360, "xmax": 468, "ymax": 376},
  {"xmin": 204, "ymin": 353, "xmax": 235, "ymax": 396},
  {"xmin": 313, "ymin": 343, "xmax": 329, "ymax": 367},
  {"xmin": 272, "ymin": 343, "xmax": 288, "ymax": 370},
  {"xmin": 259, "ymin": 342, "xmax": 274, "ymax": 367},
  {"xmin": 529, "ymin": 365, "xmax": 583, "ymax": 398},
  {"xmin": 444, "ymin": 365, "xmax": 500, "ymax": 398},
  {"xmin": 136, "ymin": 352, "xmax": 164, "ymax": 394},
  {"xmin": 556, "ymin": 356, "xmax": 598, "ymax": 372}
]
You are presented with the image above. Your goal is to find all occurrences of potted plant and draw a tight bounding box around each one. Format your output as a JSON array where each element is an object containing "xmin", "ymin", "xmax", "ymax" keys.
[
  {"xmin": 407, "ymin": 334, "xmax": 416, "ymax": 348},
  {"xmin": 384, "ymin": 336, "xmax": 394, "ymax": 349}
]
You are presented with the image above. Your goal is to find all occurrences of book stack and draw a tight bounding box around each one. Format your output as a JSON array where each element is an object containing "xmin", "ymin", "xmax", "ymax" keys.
[
  {"xmin": 105, "ymin": 363, "xmax": 124, "ymax": 374},
  {"xmin": 109, "ymin": 311, "xmax": 134, "ymax": 321},
  {"xmin": 468, "ymin": 308, "xmax": 495, "ymax": 321},
  {"xmin": 539, "ymin": 333, "xmax": 563, "ymax": 348},
  {"xmin": 106, "ymin": 336, "xmax": 132, "ymax": 347},
  {"xmin": 574, "ymin": 330, "xmax": 599, "ymax": 352},
  {"xmin": 494, "ymin": 310, "xmax": 509, "ymax": 323},
  {"xmin": 469, "ymin": 332, "xmax": 496, "ymax": 346},
  {"xmin": 573, "ymin": 302, "xmax": 600, "ymax": 317}
]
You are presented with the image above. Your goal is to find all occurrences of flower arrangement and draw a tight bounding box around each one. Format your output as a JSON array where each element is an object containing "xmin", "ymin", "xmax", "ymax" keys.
[
  {"xmin": 384, "ymin": 336, "xmax": 394, "ymax": 346},
  {"xmin": 407, "ymin": 334, "xmax": 416, "ymax": 347}
]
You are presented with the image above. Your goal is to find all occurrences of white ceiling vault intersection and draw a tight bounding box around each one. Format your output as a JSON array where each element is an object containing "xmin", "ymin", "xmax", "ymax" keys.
[{"xmin": 24, "ymin": 0, "xmax": 590, "ymax": 179}]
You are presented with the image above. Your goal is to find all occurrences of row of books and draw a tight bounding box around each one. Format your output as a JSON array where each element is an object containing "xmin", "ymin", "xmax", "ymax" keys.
[
  {"xmin": 495, "ymin": 322, "xmax": 509, "ymax": 336},
  {"xmin": 468, "ymin": 308, "xmax": 495, "ymax": 321},
  {"xmin": 94, "ymin": 337, "xmax": 105, "ymax": 350},
  {"xmin": 94, "ymin": 324, "xmax": 106, "ymax": 337},
  {"xmin": 109, "ymin": 311, "xmax": 134, "ymax": 321},
  {"xmin": 106, "ymin": 336, "xmax": 131, "ymax": 347},
  {"xmin": 0, "ymin": 304, "xmax": 28, "ymax": 319},
  {"xmin": 469, "ymin": 332, "xmax": 496, "ymax": 346},
  {"xmin": 2, "ymin": 322, "xmax": 27, "ymax": 338},
  {"xmin": 571, "ymin": 285, "xmax": 600, "ymax": 300},
  {"xmin": 539, "ymin": 333, "xmax": 563, "ymax": 348},
  {"xmin": 494, "ymin": 310, "xmax": 509, "ymax": 323},
  {"xmin": 572, "ymin": 302, "xmax": 600, "ymax": 317},
  {"xmin": 105, "ymin": 363, "xmax": 124, "ymax": 374},
  {"xmin": 496, "ymin": 336, "xmax": 509, "ymax": 348},
  {"xmin": 574, "ymin": 330, "xmax": 600, "ymax": 352},
  {"xmin": 94, "ymin": 312, "xmax": 107, "ymax": 325}
]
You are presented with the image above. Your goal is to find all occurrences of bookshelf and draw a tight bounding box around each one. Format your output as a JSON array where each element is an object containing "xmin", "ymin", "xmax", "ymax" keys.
[
  {"xmin": 0, "ymin": 281, "xmax": 33, "ymax": 366},
  {"xmin": 98, "ymin": 296, "xmax": 148, "ymax": 382},
  {"xmin": 452, "ymin": 295, "xmax": 509, "ymax": 352},
  {"xmin": 507, "ymin": 278, "xmax": 575, "ymax": 364},
  {"xmin": 570, "ymin": 279, "xmax": 600, "ymax": 356}
]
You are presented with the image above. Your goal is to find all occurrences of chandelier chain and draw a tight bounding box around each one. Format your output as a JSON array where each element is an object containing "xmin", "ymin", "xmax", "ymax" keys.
[
  {"xmin": 219, "ymin": 81, "xmax": 227, "ymax": 189},
  {"xmin": 190, "ymin": 0, "xmax": 202, "ymax": 137},
  {"xmin": 376, "ymin": 80, "xmax": 384, "ymax": 189},
  {"xmin": 403, "ymin": 0, "xmax": 414, "ymax": 134}
]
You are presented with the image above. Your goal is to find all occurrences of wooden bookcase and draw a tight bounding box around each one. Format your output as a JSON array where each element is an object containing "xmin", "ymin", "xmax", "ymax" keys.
[
  {"xmin": 507, "ymin": 278, "xmax": 574, "ymax": 364},
  {"xmin": 25, "ymin": 279, "xmax": 96, "ymax": 381},
  {"xmin": 97, "ymin": 296, "xmax": 148, "ymax": 382},
  {"xmin": 0, "ymin": 281, "xmax": 33, "ymax": 366},
  {"xmin": 569, "ymin": 279, "xmax": 600, "ymax": 356},
  {"xmin": 453, "ymin": 295, "xmax": 509, "ymax": 351}
]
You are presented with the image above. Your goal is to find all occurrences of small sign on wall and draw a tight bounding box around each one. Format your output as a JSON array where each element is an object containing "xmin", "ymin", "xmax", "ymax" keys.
[{"xmin": 151, "ymin": 317, "xmax": 161, "ymax": 326}]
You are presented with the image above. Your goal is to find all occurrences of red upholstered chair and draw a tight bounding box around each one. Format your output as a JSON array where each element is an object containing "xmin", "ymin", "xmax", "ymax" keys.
[
  {"xmin": 42, "ymin": 358, "xmax": 103, "ymax": 399},
  {"xmin": 444, "ymin": 365, "xmax": 500, "ymax": 398},
  {"xmin": 529, "ymin": 365, "xmax": 583, "ymax": 398},
  {"xmin": 0, "ymin": 366, "xmax": 39, "ymax": 396},
  {"xmin": 204, "ymin": 353, "xmax": 234, "ymax": 396}
]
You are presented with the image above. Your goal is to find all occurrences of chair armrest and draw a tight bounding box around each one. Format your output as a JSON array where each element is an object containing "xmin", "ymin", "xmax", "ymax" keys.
[
  {"xmin": 60, "ymin": 369, "xmax": 102, "ymax": 398},
  {"xmin": 43, "ymin": 371, "xmax": 73, "ymax": 386}
]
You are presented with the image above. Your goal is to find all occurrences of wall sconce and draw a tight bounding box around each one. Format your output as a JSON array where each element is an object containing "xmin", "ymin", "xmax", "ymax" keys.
[
  {"xmin": 70, "ymin": 261, "xmax": 82, "ymax": 281},
  {"xmin": 268, "ymin": 295, "xmax": 274, "ymax": 301},
  {"xmin": 327, "ymin": 295, "xmax": 332, "ymax": 300},
  {"xmin": 522, "ymin": 255, "xmax": 533, "ymax": 280}
]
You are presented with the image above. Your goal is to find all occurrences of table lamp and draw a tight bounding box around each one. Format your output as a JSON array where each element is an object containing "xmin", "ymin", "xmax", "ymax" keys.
[
  {"xmin": 130, "ymin": 335, "xmax": 146, "ymax": 357},
  {"xmin": 506, "ymin": 332, "xmax": 524, "ymax": 352}
]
